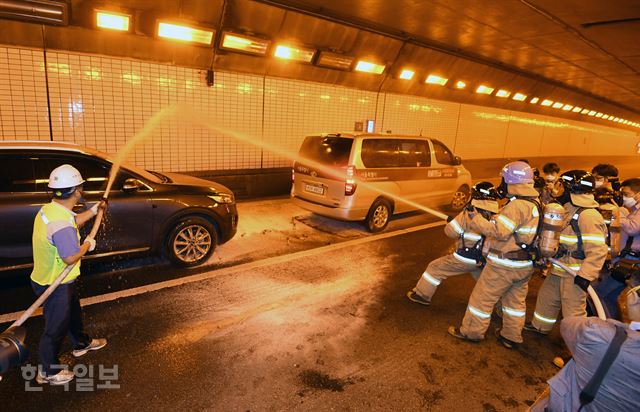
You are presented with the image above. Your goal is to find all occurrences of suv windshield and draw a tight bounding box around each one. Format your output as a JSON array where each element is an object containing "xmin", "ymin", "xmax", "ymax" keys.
[{"xmin": 299, "ymin": 136, "xmax": 353, "ymax": 167}]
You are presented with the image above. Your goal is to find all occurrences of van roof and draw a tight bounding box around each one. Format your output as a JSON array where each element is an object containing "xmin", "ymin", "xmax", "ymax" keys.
[{"xmin": 316, "ymin": 132, "xmax": 432, "ymax": 139}]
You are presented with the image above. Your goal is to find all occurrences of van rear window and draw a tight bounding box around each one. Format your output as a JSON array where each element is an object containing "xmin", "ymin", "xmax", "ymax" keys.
[{"xmin": 299, "ymin": 136, "xmax": 353, "ymax": 166}]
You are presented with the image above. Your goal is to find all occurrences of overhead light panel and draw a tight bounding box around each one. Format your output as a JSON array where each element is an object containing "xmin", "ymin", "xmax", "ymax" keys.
[
  {"xmin": 476, "ymin": 85, "xmax": 494, "ymax": 95},
  {"xmin": 455, "ymin": 81, "xmax": 467, "ymax": 89},
  {"xmin": 588, "ymin": 110, "xmax": 597, "ymax": 116},
  {"xmin": 274, "ymin": 44, "xmax": 315, "ymax": 63},
  {"xmin": 552, "ymin": 102, "xmax": 563, "ymax": 109},
  {"xmin": 316, "ymin": 51, "xmax": 354, "ymax": 70},
  {"xmin": 581, "ymin": 108, "xmax": 589, "ymax": 114},
  {"xmin": 399, "ymin": 69, "xmax": 414, "ymax": 80},
  {"xmin": 562, "ymin": 104, "xmax": 573, "ymax": 111},
  {"xmin": 512, "ymin": 93, "xmax": 527, "ymax": 101},
  {"xmin": 354, "ymin": 60, "xmax": 385, "ymax": 74},
  {"xmin": 602, "ymin": 115, "xmax": 609, "ymax": 120},
  {"xmin": 595, "ymin": 112, "xmax": 603, "ymax": 118},
  {"xmin": 495, "ymin": 89, "xmax": 511, "ymax": 98},
  {"xmin": 220, "ymin": 32, "xmax": 269, "ymax": 56},
  {"xmin": 157, "ymin": 21, "xmax": 214, "ymax": 45},
  {"xmin": 541, "ymin": 99, "xmax": 553, "ymax": 106},
  {"xmin": 425, "ymin": 74, "xmax": 448, "ymax": 86},
  {"xmin": 95, "ymin": 10, "xmax": 129, "ymax": 31},
  {"xmin": 530, "ymin": 97, "xmax": 540, "ymax": 104},
  {"xmin": 572, "ymin": 107, "xmax": 582, "ymax": 113}
]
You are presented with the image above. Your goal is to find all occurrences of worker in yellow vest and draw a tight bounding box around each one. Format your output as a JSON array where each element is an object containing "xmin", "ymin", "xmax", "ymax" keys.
[{"xmin": 31, "ymin": 164, "xmax": 107, "ymax": 385}]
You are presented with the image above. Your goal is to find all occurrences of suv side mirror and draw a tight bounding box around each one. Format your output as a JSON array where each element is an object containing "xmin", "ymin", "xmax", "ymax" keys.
[
  {"xmin": 122, "ymin": 178, "xmax": 142, "ymax": 193},
  {"xmin": 454, "ymin": 156, "xmax": 462, "ymax": 165}
]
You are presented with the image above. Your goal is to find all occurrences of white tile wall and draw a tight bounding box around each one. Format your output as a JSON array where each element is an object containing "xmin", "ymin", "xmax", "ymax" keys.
[
  {"xmin": 263, "ymin": 77, "xmax": 378, "ymax": 168},
  {"xmin": 0, "ymin": 45, "xmax": 637, "ymax": 171},
  {"xmin": 0, "ymin": 47, "xmax": 50, "ymax": 140}
]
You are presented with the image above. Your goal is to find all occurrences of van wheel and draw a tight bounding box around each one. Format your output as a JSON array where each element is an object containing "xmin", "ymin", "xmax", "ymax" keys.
[
  {"xmin": 450, "ymin": 185, "xmax": 471, "ymax": 212},
  {"xmin": 166, "ymin": 216, "xmax": 217, "ymax": 267},
  {"xmin": 365, "ymin": 198, "xmax": 392, "ymax": 232}
]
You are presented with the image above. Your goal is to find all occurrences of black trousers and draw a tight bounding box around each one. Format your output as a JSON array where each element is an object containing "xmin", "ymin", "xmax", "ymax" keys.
[{"xmin": 31, "ymin": 280, "xmax": 91, "ymax": 375}]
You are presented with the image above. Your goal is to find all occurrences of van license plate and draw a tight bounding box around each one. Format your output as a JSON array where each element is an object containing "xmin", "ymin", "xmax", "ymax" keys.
[{"xmin": 304, "ymin": 183, "xmax": 325, "ymax": 195}]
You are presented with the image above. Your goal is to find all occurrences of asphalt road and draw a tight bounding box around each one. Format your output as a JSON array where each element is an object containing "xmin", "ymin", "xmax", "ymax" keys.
[{"xmin": 0, "ymin": 210, "xmax": 564, "ymax": 411}]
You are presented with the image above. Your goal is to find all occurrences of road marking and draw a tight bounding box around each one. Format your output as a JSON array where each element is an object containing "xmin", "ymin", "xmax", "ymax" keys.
[{"xmin": 0, "ymin": 220, "xmax": 445, "ymax": 324}]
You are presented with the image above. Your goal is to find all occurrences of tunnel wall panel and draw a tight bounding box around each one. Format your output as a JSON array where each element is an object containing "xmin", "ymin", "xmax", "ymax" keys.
[
  {"xmin": 0, "ymin": 45, "xmax": 637, "ymax": 174},
  {"xmin": 0, "ymin": 47, "xmax": 50, "ymax": 140}
]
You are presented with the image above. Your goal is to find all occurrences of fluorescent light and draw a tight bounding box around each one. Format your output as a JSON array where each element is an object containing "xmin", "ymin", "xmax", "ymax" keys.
[
  {"xmin": 476, "ymin": 85, "xmax": 494, "ymax": 94},
  {"xmin": 496, "ymin": 89, "xmax": 511, "ymax": 98},
  {"xmin": 541, "ymin": 99, "xmax": 553, "ymax": 106},
  {"xmin": 220, "ymin": 32, "xmax": 270, "ymax": 55},
  {"xmin": 562, "ymin": 105, "xmax": 573, "ymax": 111},
  {"xmin": 96, "ymin": 11, "xmax": 129, "ymax": 31},
  {"xmin": 157, "ymin": 22, "xmax": 214, "ymax": 45},
  {"xmin": 273, "ymin": 44, "xmax": 315, "ymax": 63},
  {"xmin": 399, "ymin": 69, "xmax": 414, "ymax": 80},
  {"xmin": 455, "ymin": 81, "xmax": 467, "ymax": 89},
  {"xmin": 316, "ymin": 51, "xmax": 354, "ymax": 70},
  {"xmin": 588, "ymin": 110, "xmax": 597, "ymax": 116},
  {"xmin": 512, "ymin": 93, "xmax": 527, "ymax": 101},
  {"xmin": 602, "ymin": 115, "xmax": 610, "ymax": 120},
  {"xmin": 425, "ymin": 74, "xmax": 448, "ymax": 86},
  {"xmin": 581, "ymin": 108, "xmax": 589, "ymax": 114},
  {"xmin": 595, "ymin": 112, "xmax": 603, "ymax": 118},
  {"xmin": 354, "ymin": 60, "xmax": 385, "ymax": 74},
  {"xmin": 552, "ymin": 102, "xmax": 563, "ymax": 109},
  {"xmin": 572, "ymin": 106, "xmax": 582, "ymax": 113},
  {"xmin": 530, "ymin": 97, "xmax": 540, "ymax": 104}
]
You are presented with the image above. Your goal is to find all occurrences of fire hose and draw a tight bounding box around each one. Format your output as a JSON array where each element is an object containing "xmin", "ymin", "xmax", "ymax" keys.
[
  {"xmin": 0, "ymin": 203, "xmax": 106, "ymax": 378},
  {"xmin": 548, "ymin": 258, "xmax": 606, "ymax": 320}
]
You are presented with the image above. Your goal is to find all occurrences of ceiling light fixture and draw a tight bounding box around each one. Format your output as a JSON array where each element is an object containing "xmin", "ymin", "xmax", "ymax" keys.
[
  {"xmin": 495, "ymin": 89, "xmax": 511, "ymax": 98},
  {"xmin": 157, "ymin": 21, "xmax": 214, "ymax": 45},
  {"xmin": 399, "ymin": 69, "xmax": 415, "ymax": 80},
  {"xmin": 220, "ymin": 32, "xmax": 270, "ymax": 55},
  {"xmin": 425, "ymin": 74, "xmax": 448, "ymax": 86},
  {"xmin": 95, "ymin": 10, "xmax": 130, "ymax": 31},
  {"xmin": 476, "ymin": 85, "xmax": 494, "ymax": 94},
  {"xmin": 512, "ymin": 93, "xmax": 527, "ymax": 101},
  {"xmin": 354, "ymin": 60, "xmax": 385, "ymax": 74},
  {"xmin": 541, "ymin": 99, "xmax": 553, "ymax": 106},
  {"xmin": 273, "ymin": 44, "xmax": 315, "ymax": 63}
]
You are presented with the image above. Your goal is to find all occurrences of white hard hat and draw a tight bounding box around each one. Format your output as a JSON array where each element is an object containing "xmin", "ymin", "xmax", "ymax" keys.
[{"xmin": 48, "ymin": 164, "xmax": 85, "ymax": 189}]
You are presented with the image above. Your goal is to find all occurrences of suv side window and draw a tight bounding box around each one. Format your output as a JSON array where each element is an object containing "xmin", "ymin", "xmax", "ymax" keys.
[
  {"xmin": 432, "ymin": 140, "xmax": 455, "ymax": 166},
  {"xmin": 0, "ymin": 155, "xmax": 37, "ymax": 193},
  {"xmin": 361, "ymin": 139, "xmax": 399, "ymax": 168},
  {"xmin": 33, "ymin": 153, "xmax": 111, "ymax": 192},
  {"xmin": 398, "ymin": 140, "xmax": 431, "ymax": 167}
]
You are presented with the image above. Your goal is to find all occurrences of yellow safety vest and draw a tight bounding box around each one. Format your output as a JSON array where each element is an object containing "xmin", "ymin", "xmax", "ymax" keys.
[{"xmin": 31, "ymin": 202, "xmax": 81, "ymax": 286}]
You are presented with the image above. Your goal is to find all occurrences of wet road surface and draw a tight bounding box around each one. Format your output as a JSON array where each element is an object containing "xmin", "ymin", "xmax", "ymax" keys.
[{"xmin": 1, "ymin": 206, "xmax": 563, "ymax": 411}]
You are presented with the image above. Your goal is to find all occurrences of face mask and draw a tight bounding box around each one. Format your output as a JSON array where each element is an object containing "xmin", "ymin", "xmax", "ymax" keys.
[
  {"xmin": 545, "ymin": 175, "xmax": 556, "ymax": 182},
  {"xmin": 623, "ymin": 196, "xmax": 637, "ymax": 208}
]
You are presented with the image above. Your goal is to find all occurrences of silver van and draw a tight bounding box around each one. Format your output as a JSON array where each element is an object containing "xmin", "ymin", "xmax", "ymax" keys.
[{"xmin": 291, "ymin": 133, "xmax": 472, "ymax": 232}]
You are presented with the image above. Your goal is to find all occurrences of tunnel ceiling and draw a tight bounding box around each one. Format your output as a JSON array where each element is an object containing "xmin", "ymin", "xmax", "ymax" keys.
[{"xmin": 1, "ymin": 0, "xmax": 639, "ymax": 130}]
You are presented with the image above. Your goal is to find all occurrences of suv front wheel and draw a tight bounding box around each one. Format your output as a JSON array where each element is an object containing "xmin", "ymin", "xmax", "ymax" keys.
[{"xmin": 166, "ymin": 216, "xmax": 217, "ymax": 266}]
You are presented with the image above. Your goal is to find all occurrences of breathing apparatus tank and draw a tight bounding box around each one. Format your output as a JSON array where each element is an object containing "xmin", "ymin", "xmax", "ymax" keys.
[
  {"xmin": 595, "ymin": 187, "xmax": 622, "ymax": 259},
  {"xmin": 538, "ymin": 202, "xmax": 565, "ymax": 258}
]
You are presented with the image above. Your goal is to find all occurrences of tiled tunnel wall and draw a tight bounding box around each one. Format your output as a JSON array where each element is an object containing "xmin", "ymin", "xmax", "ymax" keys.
[{"xmin": 0, "ymin": 45, "xmax": 638, "ymax": 174}]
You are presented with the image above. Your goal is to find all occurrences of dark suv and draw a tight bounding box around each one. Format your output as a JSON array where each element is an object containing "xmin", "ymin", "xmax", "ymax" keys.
[{"xmin": 0, "ymin": 141, "xmax": 238, "ymax": 271}]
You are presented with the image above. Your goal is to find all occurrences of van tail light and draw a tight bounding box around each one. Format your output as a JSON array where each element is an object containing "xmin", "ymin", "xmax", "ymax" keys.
[{"xmin": 345, "ymin": 165, "xmax": 357, "ymax": 196}]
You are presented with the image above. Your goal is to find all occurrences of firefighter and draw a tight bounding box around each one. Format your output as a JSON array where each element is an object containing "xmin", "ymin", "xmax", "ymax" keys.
[
  {"xmin": 593, "ymin": 178, "xmax": 640, "ymax": 320},
  {"xmin": 592, "ymin": 163, "xmax": 619, "ymax": 191},
  {"xmin": 407, "ymin": 182, "xmax": 499, "ymax": 306},
  {"xmin": 448, "ymin": 161, "xmax": 541, "ymax": 349},
  {"xmin": 525, "ymin": 170, "xmax": 608, "ymax": 335}
]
